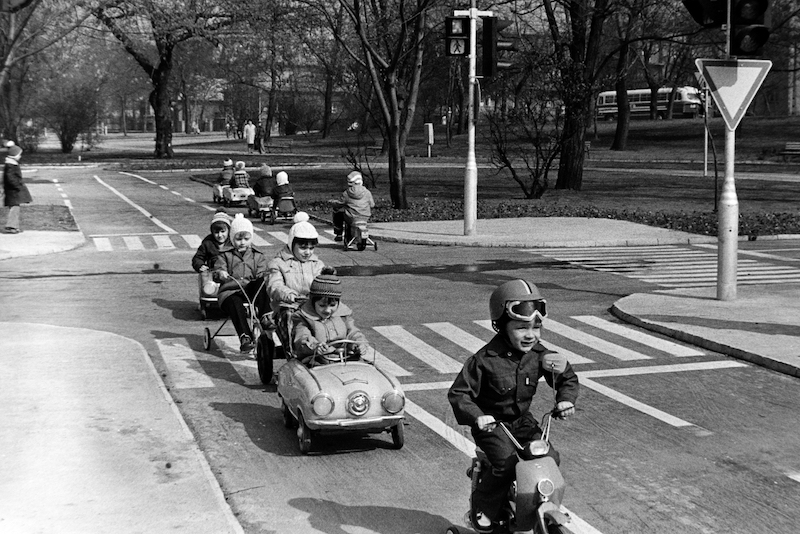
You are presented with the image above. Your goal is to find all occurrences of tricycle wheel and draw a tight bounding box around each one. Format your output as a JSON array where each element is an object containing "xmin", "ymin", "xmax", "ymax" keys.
[
  {"xmin": 297, "ymin": 411, "xmax": 313, "ymax": 454},
  {"xmin": 256, "ymin": 335, "xmax": 274, "ymax": 385},
  {"xmin": 202, "ymin": 327, "xmax": 212, "ymax": 351},
  {"xmin": 391, "ymin": 422, "xmax": 404, "ymax": 449},
  {"xmin": 445, "ymin": 527, "xmax": 460, "ymax": 534},
  {"xmin": 282, "ymin": 400, "xmax": 295, "ymax": 428}
]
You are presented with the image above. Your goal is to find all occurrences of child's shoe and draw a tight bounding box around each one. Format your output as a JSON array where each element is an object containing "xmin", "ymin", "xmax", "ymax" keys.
[{"xmin": 239, "ymin": 334, "xmax": 254, "ymax": 352}]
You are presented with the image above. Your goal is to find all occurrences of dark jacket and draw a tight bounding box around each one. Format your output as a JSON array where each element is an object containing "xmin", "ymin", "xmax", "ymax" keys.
[
  {"xmin": 212, "ymin": 245, "xmax": 269, "ymax": 306},
  {"xmin": 253, "ymin": 176, "xmax": 273, "ymax": 197},
  {"xmin": 448, "ymin": 334, "xmax": 579, "ymax": 427},
  {"xmin": 270, "ymin": 183, "xmax": 294, "ymax": 202},
  {"xmin": 191, "ymin": 234, "xmax": 226, "ymax": 272},
  {"xmin": 3, "ymin": 162, "xmax": 32, "ymax": 207}
]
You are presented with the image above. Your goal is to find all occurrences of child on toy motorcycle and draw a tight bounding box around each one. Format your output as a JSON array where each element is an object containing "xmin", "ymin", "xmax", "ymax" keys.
[
  {"xmin": 448, "ymin": 279, "xmax": 579, "ymax": 534},
  {"xmin": 330, "ymin": 171, "xmax": 374, "ymax": 243},
  {"xmin": 291, "ymin": 269, "xmax": 370, "ymax": 366}
]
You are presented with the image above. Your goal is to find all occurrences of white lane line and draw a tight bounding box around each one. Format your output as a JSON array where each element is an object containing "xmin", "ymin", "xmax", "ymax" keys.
[
  {"xmin": 153, "ymin": 235, "xmax": 176, "ymax": 249},
  {"xmin": 183, "ymin": 235, "xmax": 202, "ymax": 248},
  {"xmin": 267, "ymin": 231, "xmax": 289, "ymax": 244},
  {"xmin": 64, "ymin": 199, "xmax": 73, "ymax": 209},
  {"xmin": 579, "ymin": 360, "xmax": 747, "ymax": 379},
  {"xmin": 545, "ymin": 320, "xmax": 651, "ymax": 361},
  {"xmin": 572, "ymin": 316, "xmax": 705, "ymax": 357},
  {"xmin": 695, "ymin": 243, "xmax": 800, "ymax": 262},
  {"xmin": 159, "ymin": 184, "xmax": 169, "ymax": 190},
  {"xmin": 93, "ymin": 237, "xmax": 113, "ymax": 251},
  {"xmin": 121, "ymin": 171, "xmax": 157, "ymax": 185},
  {"xmin": 94, "ymin": 175, "xmax": 178, "ymax": 234},
  {"xmin": 122, "ymin": 236, "xmax": 145, "ymax": 250},
  {"xmin": 579, "ymin": 377, "xmax": 693, "ymax": 428},
  {"xmin": 474, "ymin": 320, "xmax": 594, "ymax": 365},
  {"xmin": 424, "ymin": 322, "xmax": 487, "ymax": 353},
  {"xmin": 372, "ymin": 349, "xmax": 412, "ymax": 377},
  {"xmin": 787, "ymin": 472, "xmax": 800, "ymax": 484},
  {"xmin": 252, "ymin": 234, "xmax": 271, "ymax": 247},
  {"xmin": 157, "ymin": 339, "xmax": 215, "ymax": 388},
  {"xmin": 372, "ymin": 325, "xmax": 463, "ymax": 374}
]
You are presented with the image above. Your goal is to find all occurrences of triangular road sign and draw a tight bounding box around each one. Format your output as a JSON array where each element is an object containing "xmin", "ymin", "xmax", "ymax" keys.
[{"xmin": 696, "ymin": 59, "xmax": 772, "ymax": 131}]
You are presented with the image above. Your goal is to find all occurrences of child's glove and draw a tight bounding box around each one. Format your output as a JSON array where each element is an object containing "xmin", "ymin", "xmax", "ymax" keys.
[
  {"xmin": 554, "ymin": 401, "xmax": 575, "ymax": 419},
  {"xmin": 476, "ymin": 415, "xmax": 497, "ymax": 432}
]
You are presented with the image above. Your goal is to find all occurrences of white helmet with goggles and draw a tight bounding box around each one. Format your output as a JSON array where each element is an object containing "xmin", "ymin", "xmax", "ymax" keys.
[{"xmin": 489, "ymin": 279, "xmax": 547, "ymax": 322}]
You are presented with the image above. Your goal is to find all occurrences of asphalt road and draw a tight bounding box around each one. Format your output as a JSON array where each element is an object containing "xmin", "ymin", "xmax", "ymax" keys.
[{"xmin": 3, "ymin": 167, "xmax": 800, "ymax": 533}]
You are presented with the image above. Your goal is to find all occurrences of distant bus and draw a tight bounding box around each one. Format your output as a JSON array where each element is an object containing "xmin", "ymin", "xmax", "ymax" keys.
[{"xmin": 596, "ymin": 86, "xmax": 703, "ymax": 121}]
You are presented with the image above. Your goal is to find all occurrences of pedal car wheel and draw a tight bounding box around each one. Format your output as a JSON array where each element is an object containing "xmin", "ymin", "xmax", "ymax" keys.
[
  {"xmin": 282, "ymin": 400, "xmax": 295, "ymax": 428},
  {"xmin": 203, "ymin": 327, "xmax": 212, "ymax": 351},
  {"xmin": 255, "ymin": 335, "xmax": 274, "ymax": 385},
  {"xmin": 297, "ymin": 411, "xmax": 313, "ymax": 454},
  {"xmin": 445, "ymin": 528, "xmax": 460, "ymax": 534},
  {"xmin": 391, "ymin": 422, "xmax": 405, "ymax": 449}
]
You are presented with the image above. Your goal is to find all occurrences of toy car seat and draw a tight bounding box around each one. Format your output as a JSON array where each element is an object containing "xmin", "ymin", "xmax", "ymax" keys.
[{"xmin": 268, "ymin": 196, "xmax": 297, "ymax": 224}]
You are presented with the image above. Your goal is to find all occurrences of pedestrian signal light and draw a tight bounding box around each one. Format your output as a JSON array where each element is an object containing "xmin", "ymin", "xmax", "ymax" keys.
[
  {"xmin": 729, "ymin": 0, "xmax": 771, "ymax": 57},
  {"xmin": 445, "ymin": 16, "xmax": 470, "ymax": 57}
]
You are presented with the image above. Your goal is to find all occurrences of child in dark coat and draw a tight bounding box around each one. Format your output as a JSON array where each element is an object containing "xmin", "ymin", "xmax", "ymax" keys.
[
  {"xmin": 192, "ymin": 209, "xmax": 231, "ymax": 297},
  {"xmin": 3, "ymin": 142, "xmax": 32, "ymax": 234}
]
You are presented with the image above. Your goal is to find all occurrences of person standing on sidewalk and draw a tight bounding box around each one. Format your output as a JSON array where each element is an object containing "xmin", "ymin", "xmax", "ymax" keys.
[
  {"xmin": 243, "ymin": 120, "xmax": 256, "ymax": 154},
  {"xmin": 3, "ymin": 142, "xmax": 32, "ymax": 234}
]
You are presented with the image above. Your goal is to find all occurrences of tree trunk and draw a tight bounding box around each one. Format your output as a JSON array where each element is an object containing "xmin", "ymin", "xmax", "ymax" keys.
[
  {"xmin": 322, "ymin": 70, "xmax": 333, "ymax": 138},
  {"xmin": 611, "ymin": 40, "xmax": 630, "ymax": 151},
  {"xmin": 150, "ymin": 62, "xmax": 174, "ymax": 158},
  {"xmin": 387, "ymin": 121, "xmax": 407, "ymax": 209}
]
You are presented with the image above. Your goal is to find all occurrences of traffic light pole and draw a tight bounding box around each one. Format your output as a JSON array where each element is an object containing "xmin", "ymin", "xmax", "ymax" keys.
[
  {"xmin": 455, "ymin": 3, "xmax": 492, "ymax": 236},
  {"xmin": 718, "ymin": 0, "xmax": 738, "ymax": 300}
]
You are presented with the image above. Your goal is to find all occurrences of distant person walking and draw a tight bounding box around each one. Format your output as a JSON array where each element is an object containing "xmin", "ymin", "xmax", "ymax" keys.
[
  {"xmin": 243, "ymin": 120, "xmax": 256, "ymax": 154},
  {"xmin": 254, "ymin": 123, "xmax": 264, "ymax": 154},
  {"xmin": 3, "ymin": 142, "xmax": 32, "ymax": 234}
]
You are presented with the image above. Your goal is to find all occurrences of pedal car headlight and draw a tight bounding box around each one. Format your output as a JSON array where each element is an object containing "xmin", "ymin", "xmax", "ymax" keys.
[
  {"xmin": 537, "ymin": 478, "xmax": 555, "ymax": 498},
  {"xmin": 527, "ymin": 439, "xmax": 550, "ymax": 457},
  {"xmin": 347, "ymin": 391, "xmax": 370, "ymax": 416},
  {"xmin": 381, "ymin": 391, "xmax": 405, "ymax": 414},
  {"xmin": 311, "ymin": 393, "xmax": 334, "ymax": 416}
]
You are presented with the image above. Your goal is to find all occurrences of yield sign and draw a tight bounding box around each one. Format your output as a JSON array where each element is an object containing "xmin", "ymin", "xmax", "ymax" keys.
[{"xmin": 695, "ymin": 59, "xmax": 772, "ymax": 131}]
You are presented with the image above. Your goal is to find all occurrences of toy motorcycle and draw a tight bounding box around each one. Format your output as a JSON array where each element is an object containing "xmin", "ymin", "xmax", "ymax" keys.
[{"xmin": 447, "ymin": 356, "xmax": 575, "ymax": 534}]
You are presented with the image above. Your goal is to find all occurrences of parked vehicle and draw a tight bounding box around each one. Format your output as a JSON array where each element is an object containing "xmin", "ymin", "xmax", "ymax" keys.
[{"xmin": 596, "ymin": 86, "xmax": 703, "ymax": 121}]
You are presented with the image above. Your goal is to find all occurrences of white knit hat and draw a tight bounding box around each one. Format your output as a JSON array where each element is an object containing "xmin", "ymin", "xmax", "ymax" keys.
[
  {"xmin": 235, "ymin": 161, "xmax": 246, "ymax": 170},
  {"xmin": 288, "ymin": 212, "xmax": 318, "ymax": 246},
  {"xmin": 223, "ymin": 158, "xmax": 233, "ymax": 167},
  {"xmin": 229, "ymin": 213, "xmax": 254, "ymax": 237},
  {"xmin": 275, "ymin": 171, "xmax": 289, "ymax": 186},
  {"xmin": 347, "ymin": 171, "xmax": 363, "ymax": 186}
]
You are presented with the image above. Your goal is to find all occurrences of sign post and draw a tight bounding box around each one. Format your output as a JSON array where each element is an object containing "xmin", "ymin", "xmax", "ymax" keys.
[{"xmin": 696, "ymin": 58, "xmax": 772, "ymax": 300}]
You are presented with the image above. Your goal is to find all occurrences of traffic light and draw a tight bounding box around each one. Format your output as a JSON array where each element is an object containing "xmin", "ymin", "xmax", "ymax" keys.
[
  {"xmin": 445, "ymin": 16, "xmax": 470, "ymax": 57},
  {"xmin": 481, "ymin": 17, "xmax": 516, "ymax": 79},
  {"xmin": 681, "ymin": 0, "xmax": 725, "ymax": 28},
  {"xmin": 729, "ymin": 0, "xmax": 771, "ymax": 57}
]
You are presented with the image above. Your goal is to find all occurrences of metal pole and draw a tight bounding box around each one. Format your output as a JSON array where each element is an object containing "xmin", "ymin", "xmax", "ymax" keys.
[
  {"xmin": 717, "ymin": 126, "xmax": 738, "ymax": 300},
  {"xmin": 704, "ymin": 89, "xmax": 709, "ymax": 177},
  {"xmin": 463, "ymin": 0, "xmax": 478, "ymax": 236}
]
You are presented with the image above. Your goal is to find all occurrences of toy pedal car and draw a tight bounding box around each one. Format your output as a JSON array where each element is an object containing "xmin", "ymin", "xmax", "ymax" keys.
[
  {"xmin": 223, "ymin": 186, "xmax": 254, "ymax": 207},
  {"xmin": 198, "ymin": 271, "xmax": 219, "ymax": 319},
  {"xmin": 343, "ymin": 218, "xmax": 377, "ymax": 251},
  {"xmin": 247, "ymin": 195, "xmax": 273, "ymax": 219},
  {"xmin": 264, "ymin": 195, "xmax": 297, "ymax": 224}
]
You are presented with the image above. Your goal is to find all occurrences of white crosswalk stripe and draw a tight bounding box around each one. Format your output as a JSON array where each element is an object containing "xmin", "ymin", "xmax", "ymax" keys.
[
  {"xmin": 528, "ymin": 245, "xmax": 800, "ymax": 288},
  {"xmin": 88, "ymin": 232, "xmax": 287, "ymax": 251},
  {"xmin": 160, "ymin": 317, "xmax": 719, "ymax": 390}
]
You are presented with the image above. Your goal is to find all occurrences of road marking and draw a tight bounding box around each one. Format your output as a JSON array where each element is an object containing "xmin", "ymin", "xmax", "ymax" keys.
[
  {"xmin": 695, "ymin": 243, "xmax": 800, "ymax": 262},
  {"xmin": 373, "ymin": 325, "xmax": 463, "ymax": 373},
  {"xmin": 579, "ymin": 360, "xmax": 747, "ymax": 378},
  {"xmin": 94, "ymin": 175, "xmax": 178, "ymax": 234},
  {"xmin": 93, "ymin": 237, "xmax": 112, "ymax": 251},
  {"xmin": 787, "ymin": 472, "xmax": 800, "ymax": 484},
  {"xmin": 545, "ymin": 319, "xmax": 651, "ymax": 361},
  {"xmin": 371, "ymin": 349, "xmax": 412, "ymax": 377},
  {"xmin": 153, "ymin": 235, "xmax": 175, "ymax": 249},
  {"xmin": 157, "ymin": 339, "xmax": 216, "ymax": 388},
  {"xmin": 572, "ymin": 316, "xmax": 705, "ymax": 357},
  {"xmin": 252, "ymin": 234, "xmax": 271, "ymax": 247},
  {"xmin": 183, "ymin": 235, "xmax": 202, "ymax": 248},
  {"xmin": 122, "ymin": 236, "xmax": 145, "ymax": 250},
  {"xmin": 424, "ymin": 322, "xmax": 487, "ymax": 353}
]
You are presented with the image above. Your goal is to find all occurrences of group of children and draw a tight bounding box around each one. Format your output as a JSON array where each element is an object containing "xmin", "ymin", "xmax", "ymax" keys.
[{"xmin": 192, "ymin": 166, "xmax": 367, "ymax": 359}]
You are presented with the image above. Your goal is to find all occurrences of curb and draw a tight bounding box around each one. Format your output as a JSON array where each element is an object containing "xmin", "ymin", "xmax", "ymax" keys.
[{"xmin": 609, "ymin": 302, "xmax": 800, "ymax": 379}]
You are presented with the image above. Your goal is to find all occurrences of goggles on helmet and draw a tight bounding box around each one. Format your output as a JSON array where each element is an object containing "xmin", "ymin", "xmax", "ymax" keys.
[{"xmin": 505, "ymin": 299, "xmax": 547, "ymax": 322}]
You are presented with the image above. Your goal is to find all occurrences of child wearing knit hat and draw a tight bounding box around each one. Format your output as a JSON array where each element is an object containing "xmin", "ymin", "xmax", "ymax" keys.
[
  {"xmin": 292, "ymin": 267, "xmax": 370, "ymax": 365},
  {"xmin": 192, "ymin": 208, "xmax": 231, "ymax": 274},
  {"xmin": 269, "ymin": 170, "xmax": 294, "ymax": 204},
  {"xmin": 330, "ymin": 170, "xmax": 375, "ymax": 244},
  {"xmin": 3, "ymin": 141, "xmax": 31, "ymax": 234},
  {"xmin": 213, "ymin": 213, "xmax": 270, "ymax": 352}
]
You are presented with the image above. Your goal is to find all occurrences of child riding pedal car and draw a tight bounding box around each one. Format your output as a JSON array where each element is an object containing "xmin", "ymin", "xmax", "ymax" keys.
[
  {"xmin": 447, "ymin": 279, "xmax": 579, "ymax": 534},
  {"xmin": 213, "ymin": 214, "xmax": 270, "ymax": 352},
  {"xmin": 192, "ymin": 209, "xmax": 231, "ymax": 298},
  {"xmin": 292, "ymin": 269, "xmax": 371, "ymax": 366}
]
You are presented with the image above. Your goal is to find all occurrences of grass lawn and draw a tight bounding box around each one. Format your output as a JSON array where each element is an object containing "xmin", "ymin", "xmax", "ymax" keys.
[{"xmin": 14, "ymin": 115, "xmax": 800, "ymax": 236}]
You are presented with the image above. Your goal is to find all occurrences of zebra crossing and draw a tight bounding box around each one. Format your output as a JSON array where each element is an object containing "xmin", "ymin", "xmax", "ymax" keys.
[
  {"xmin": 527, "ymin": 245, "xmax": 800, "ymax": 288},
  {"xmin": 89, "ymin": 230, "xmax": 337, "ymax": 252},
  {"xmin": 158, "ymin": 315, "xmax": 712, "ymax": 390}
]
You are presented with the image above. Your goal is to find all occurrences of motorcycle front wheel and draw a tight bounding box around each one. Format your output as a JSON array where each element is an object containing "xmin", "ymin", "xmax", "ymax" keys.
[{"xmin": 544, "ymin": 519, "xmax": 571, "ymax": 534}]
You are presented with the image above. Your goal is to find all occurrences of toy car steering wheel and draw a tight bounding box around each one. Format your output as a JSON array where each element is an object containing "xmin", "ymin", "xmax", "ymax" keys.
[{"xmin": 318, "ymin": 339, "xmax": 360, "ymax": 364}]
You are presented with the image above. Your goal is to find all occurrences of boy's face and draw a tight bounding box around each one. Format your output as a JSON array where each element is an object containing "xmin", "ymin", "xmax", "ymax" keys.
[
  {"xmin": 504, "ymin": 318, "xmax": 542, "ymax": 353},
  {"xmin": 213, "ymin": 226, "xmax": 229, "ymax": 244},
  {"xmin": 233, "ymin": 231, "xmax": 252, "ymax": 252},
  {"xmin": 314, "ymin": 297, "xmax": 339, "ymax": 320},
  {"xmin": 292, "ymin": 242, "xmax": 315, "ymax": 262}
]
